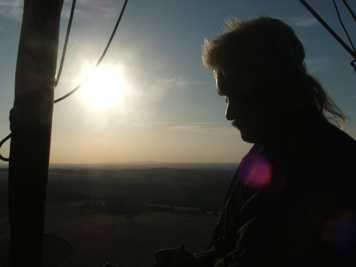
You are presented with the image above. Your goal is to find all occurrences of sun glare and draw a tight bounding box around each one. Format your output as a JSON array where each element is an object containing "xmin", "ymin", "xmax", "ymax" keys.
[{"xmin": 79, "ymin": 63, "xmax": 129, "ymax": 110}]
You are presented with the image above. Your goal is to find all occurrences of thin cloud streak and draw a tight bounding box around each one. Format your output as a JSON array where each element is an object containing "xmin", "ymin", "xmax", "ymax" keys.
[
  {"xmin": 133, "ymin": 75, "xmax": 210, "ymax": 105},
  {"xmin": 64, "ymin": 0, "xmax": 121, "ymax": 20},
  {"xmin": 168, "ymin": 122, "xmax": 235, "ymax": 136},
  {"xmin": 0, "ymin": 0, "xmax": 23, "ymax": 22},
  {"xmin": 288, "ymin": 16, "xmax": 318, "ymax": 28},
  {"xmin": 0, "ymin": 0, "xmax": 120, "ymax": 22},
  {"xmin": 305, "ymin": 57, "xmax": 331, "ymax": 74},
  {"xmin": 124, "ymin": 121, "xmax": 234, "ymax": 136}
]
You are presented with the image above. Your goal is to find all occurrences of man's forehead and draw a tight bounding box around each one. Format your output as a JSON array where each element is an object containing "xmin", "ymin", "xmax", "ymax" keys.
[
  {"xmin": 213, "ymin": 69, "xmax": 229, "ymax": 78},
  {"xmin": 213, "ymin": 70, "xmax": 226, "ymax": 95},
  {"xmin": 213, "ymin": 69, "xmax": 253, "ymax": 96}
]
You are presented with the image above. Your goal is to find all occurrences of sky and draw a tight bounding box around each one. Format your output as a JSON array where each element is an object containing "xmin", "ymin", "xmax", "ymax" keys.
[{"xmin": 0, "ymin": 0, "xmax": 355, "ymax": 164}]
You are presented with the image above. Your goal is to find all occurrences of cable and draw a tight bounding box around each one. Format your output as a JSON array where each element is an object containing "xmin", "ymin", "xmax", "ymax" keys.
[
  {"xmin": 0, "ymin": 0, "xmax": 77, "ymax": 162},
  {"xmin": 55, "ymin": 0, "xmax": 77, "ymax": 87},
  {"xmin": 332, "ymin": 0, "xmax": 356, "ymax": 53},
  {"xmin": 351, "ymin": 59, "xmax": 356, "ymax": 72},
  {"xmin": 0, "ymin": 133, "xmax": 11, "ymax": 162},
  {"xmin": 341, "ymin": 1, "xmax": 356, "ymax": 72},
  {"xmin": 54, "ymin": 0, "xmax": 129, "ymax": 103},
  {"xmin": 54, "ymin": 83, "xmax": 81, "ymax": 103},
  {"xmin": 342, "ymin": 0, "xmax": 356, "ymax": 22},
  {"xmin": 0, "ymin": 0, "xmax": 129, "ymax": 161},
  {"xmin": 299, "ymin": 0, "xmax": 356, "ymax": 68},
  {"xmin": 0, "ymin": 0, "xmax": 78, "ymax": 162}
]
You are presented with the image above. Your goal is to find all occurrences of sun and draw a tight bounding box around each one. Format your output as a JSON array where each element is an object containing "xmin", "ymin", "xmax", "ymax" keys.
[{"xmin": 79, "ymin": 63, "xmax": 129, "ymax": 110}]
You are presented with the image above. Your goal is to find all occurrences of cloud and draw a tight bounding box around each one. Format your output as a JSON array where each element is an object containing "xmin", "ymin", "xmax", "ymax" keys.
[
  {"xmin": 168, "ymin": 122, "xmax": 234, "ymax": 136},
  {"xmin": 0, "ymin": 0, "xmax": 23, "ymax": 22},
  {"xmin": 134, "ymin": 75, "xmax": 209, "ymax": 105},
  {"xmin": 0, "ymin": 0, "xmax": 121, "ymax": 22},
  {"xmin": 62, "ymin": 0, "xmax": 121, "ymax": 20},
  {"xmin": 123, "ymin": 121, "xmax": 234, "ymax": 137},
  {"xmin": 305, "ymin": 57, "xmax": 331, "ymax": 74},
  {"xmin": 288, "ymin": 16, "xmax": 318, "ymax": 28}
]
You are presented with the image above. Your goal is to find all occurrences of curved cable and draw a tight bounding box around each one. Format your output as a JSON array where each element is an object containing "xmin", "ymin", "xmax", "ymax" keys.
[
  {"xmin": 342, "ymin": 0, "xmax": 356, "ymax": 22},
  {"xmin": 0, "ymin": 0, "xmax": 129, "ymax": 161},
  {"xmin": 299, "ymin": 0, "xmax": 356, "ymax": 73},
  {"xmin": 54, "ymin": 83, "xmax": 81, "ymax": 103},
  {"xmin": 0, "ymin": 0, "xmax": 78, "ymax": 162},
  {"xmin": 55, "ymin": 0, "xmax": 77, "ymax": 87},
  {"xmin": 333, "ymin": 0, "xmax": 356, "ymax": 53},
  {"xmin": 0, "ymin": 0, "xmax": 77, "ymax": 162},
  {"xmin": 351, "ymin": 59, "xmax": 356, "ymax": 72},
  {"xmin": 54, "ymin": 0, "xmax": 129, "ymax": 103},
  {"xmin": 0, "ymin": 133, "xmax": 11, "ymax": 162}
]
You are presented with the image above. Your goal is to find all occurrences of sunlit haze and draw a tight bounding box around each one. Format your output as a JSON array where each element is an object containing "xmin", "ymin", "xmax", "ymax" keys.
[
  {"xmin": 79, "ymin": 63, "xmax": 131, "ymax": 111},
  {"xmin": 0, "ymin": 0, "xmax": 355, "ymax": 165}
]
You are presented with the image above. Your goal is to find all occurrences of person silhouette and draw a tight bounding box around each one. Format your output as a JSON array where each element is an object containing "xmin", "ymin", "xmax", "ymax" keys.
[{"xmin": 154, "ymin": 17, "xmax": 356, "ymax": 267}]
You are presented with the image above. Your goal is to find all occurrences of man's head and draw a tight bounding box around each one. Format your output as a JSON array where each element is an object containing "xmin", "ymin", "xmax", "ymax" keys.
[{"xmin": 202, "ymin": 17, "xmax": 345, "ymax": 144}]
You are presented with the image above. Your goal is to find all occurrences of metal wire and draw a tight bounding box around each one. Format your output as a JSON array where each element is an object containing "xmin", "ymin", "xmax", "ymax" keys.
[
  {"xmin": 332, "ymin": 0, "xmax": 356, "ymax": 52},
  {"xmin": 0, "ymin": 0, "xmax": 78, "ymax": 162},
  {"xmin": 55, "ymin": 0, "xmax": 77, "ymax": 87},
  {"xmin": 342, "ymin": 0, "xmax": 356, "ymax": 22},
  {"xmin": 299, "ymin": 0, "xmax": 356, "ymax": 67},
  {"xmin": 0, "ymin": 133, "xmax": 11, "ymax": 162},
  {"xmin": 54, "ymin": 0, "xmax": 129, "ymax": 103},
  {"xmin": 0, "ymin": 0, "xmax": 129, "ymax": 161}
]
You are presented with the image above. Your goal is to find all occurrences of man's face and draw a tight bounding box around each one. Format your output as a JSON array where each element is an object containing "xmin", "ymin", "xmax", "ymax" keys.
[{"xmin": 214, "ymin": 70, "xmax": 274, "ymax": 144}]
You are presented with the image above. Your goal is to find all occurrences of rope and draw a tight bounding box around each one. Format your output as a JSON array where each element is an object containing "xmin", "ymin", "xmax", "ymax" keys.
[
  {"xmin": 54, "ymin": 0, "xmax": 128, "ymax": 103},
  {"xmin": 0, "ymin": 0, "xmax": 129, "ymax": 161},
  {"xmin": 332, "ymin": 0, "xmax": 356, "ymax": 53},
  {"xmin": 54, "ymin": 0, "xmax": 77, "ymax": 87}
]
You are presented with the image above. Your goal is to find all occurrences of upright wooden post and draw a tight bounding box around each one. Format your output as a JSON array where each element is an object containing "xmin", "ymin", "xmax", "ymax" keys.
[{"xmin": 8, "ymin": 1, "xmax": 63, "ymax": 266}]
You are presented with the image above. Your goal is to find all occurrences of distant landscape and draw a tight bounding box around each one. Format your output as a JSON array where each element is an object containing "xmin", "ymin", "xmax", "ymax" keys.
[{"xmin": 0, "ymin": 164, "xmax": 236, "ymax": 267}]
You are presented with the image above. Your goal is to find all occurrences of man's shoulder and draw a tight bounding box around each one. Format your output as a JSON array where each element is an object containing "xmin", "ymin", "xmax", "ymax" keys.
[
  {"xmin": 324, "ymin": 122, "xmax": 356, "ymax": 152},
  {"xmin": 317, "ymin": 123, "xmax": 356, "ymax": 179},
  {"xmin": 303, "ymin": 121, "xmax": 356, "ymax": 170}
]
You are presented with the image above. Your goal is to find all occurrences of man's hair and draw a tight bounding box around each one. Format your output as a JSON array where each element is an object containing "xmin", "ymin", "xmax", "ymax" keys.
[{"xmin": 202, "ymin": 17, "xmax": 346, "ymax": 126}]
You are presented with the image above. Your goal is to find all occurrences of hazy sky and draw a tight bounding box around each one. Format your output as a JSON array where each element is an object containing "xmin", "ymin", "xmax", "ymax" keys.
[{"xmin": 0, "ymin": 0, "xmax": 355, "ymax": 164}]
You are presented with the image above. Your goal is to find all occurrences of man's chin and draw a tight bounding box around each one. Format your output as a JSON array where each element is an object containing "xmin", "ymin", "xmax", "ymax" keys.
[
  {"xmin": 238, "ymin": 129, "xmax": 256, "ymax": 143},
  {"xmin": 231, "ymin": 123, "xmax": 256, "ymax": 143}
]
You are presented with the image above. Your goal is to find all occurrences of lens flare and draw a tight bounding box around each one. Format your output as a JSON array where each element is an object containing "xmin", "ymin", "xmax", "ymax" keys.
[{"xmin": 239, "ymin": 146, "xmax": 272, "ymax": 188}]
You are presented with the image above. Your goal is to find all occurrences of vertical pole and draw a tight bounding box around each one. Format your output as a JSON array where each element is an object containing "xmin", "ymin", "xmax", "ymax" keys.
[{"xmin": 8, "ymin": 1, "xmax": 63, "ymax": 267}]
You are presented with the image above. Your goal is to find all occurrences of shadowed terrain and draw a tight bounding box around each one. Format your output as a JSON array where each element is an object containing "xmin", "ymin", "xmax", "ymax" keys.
[{"xmin": 0, "ymin": 165, "xmax": 235, "ymax": 267}]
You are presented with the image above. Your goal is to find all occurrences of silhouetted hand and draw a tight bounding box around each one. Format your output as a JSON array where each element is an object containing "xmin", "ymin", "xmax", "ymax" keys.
[
  {"xmin": 102, "ymin": 262, "xmax": 117, "ymax": 267},
  {"xmin": 154, "ymin": 245, "xmax": 200, "ymax": 267}
]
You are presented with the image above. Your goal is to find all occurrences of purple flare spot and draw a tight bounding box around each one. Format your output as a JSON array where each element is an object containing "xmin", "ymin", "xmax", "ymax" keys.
[{"xmin": 239, "ymin": 146, "xmax": 272, "ymax": 188}]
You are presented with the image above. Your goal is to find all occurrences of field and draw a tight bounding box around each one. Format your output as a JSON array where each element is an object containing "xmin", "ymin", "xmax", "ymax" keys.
[{"xmin": 0, "ymin": 165, "xmax": 235, "ymax": 267}]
